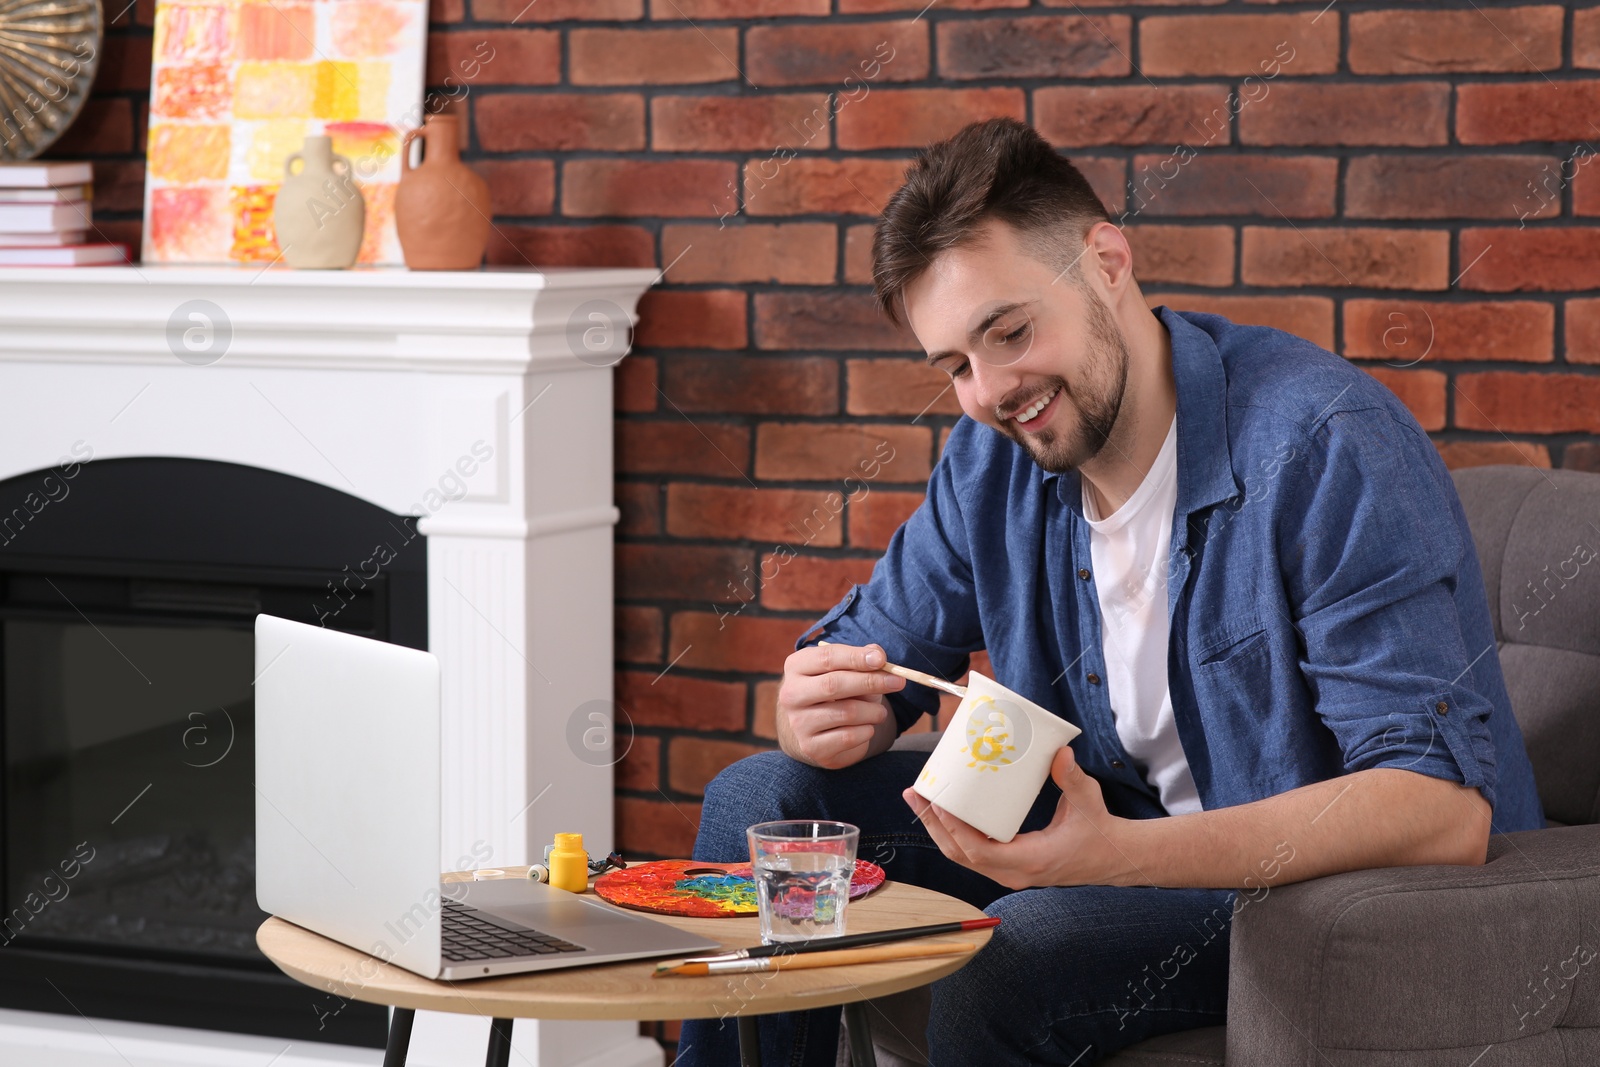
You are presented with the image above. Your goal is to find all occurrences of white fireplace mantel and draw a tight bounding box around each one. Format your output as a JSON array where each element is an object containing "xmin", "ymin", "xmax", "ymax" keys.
[{"xmin": 0, "ymin": 265, "xmax": 662, "ymax": 1067}]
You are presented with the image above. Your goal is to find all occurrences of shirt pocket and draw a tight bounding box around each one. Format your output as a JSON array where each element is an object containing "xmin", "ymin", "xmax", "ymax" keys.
[
  {"xmin": 1193, "ymin": 614, "xmax": 1270, "ymax": 672},
  {"xmin": 1187, "ymin": 614, "xmax": 1304, "ymax": 798}
]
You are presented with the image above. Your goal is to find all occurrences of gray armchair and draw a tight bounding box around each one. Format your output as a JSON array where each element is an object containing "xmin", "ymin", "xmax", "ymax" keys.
[{"xmin": 843, "ymin": 465, "xmax": 1600, "ymax": 1066}]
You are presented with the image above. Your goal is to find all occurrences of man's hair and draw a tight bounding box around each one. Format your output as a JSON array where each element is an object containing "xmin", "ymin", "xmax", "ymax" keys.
[{"xmin": 871, "ymin": 117, "xmax": 1112, "ymax": 328}]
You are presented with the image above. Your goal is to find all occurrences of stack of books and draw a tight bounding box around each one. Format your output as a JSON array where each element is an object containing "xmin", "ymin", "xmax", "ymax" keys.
[{"xmin": 0, "ymin": 161, "xmax": 128, "ymax": 266}]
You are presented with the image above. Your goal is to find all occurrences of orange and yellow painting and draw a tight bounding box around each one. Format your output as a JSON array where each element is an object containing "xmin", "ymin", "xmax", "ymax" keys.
[{"xmin": 143, "ymin": 0, "xmax": 424, "ymax": 264}]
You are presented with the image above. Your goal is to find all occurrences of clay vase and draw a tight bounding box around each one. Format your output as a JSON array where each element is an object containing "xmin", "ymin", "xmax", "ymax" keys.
[
  {"xmin": 272, "ymin": 135, "xmax": 365, "ymax": 269},
  {"xmin": 395, "ymin": 115, "xmax": 491, "ymax": 270}
]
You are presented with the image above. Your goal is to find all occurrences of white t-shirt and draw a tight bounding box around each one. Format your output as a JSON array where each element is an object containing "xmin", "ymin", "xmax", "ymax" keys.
[{"xmin": 1081, "ymin": 415, "xmax": 1203, "ymax": 815}]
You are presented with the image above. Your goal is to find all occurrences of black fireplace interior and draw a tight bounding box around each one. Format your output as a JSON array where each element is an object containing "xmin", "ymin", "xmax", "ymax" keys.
[{"xmin": 0, "ymin": 457, "xmax": 426, "ymax": 1046}]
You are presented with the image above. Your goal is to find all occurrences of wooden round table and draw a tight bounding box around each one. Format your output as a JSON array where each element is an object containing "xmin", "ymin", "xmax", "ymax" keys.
[{"xmin": 257, "ymin": 866, "xmax": 992, "ymax": 1066}]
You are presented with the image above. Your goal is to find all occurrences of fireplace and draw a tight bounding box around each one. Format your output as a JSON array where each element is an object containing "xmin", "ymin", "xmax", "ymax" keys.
[
  {"xmin": 0, "ymin": 265, "xmax": 660, "ymax": 1066},
  {"xmin": 0, "ymin": 457, "xmax": 427, "ymax": 1044}
]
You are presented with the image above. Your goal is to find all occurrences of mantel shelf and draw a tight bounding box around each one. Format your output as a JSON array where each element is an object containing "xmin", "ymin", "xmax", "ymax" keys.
[
  {"xmin": 0, "ymin": 264, "xmax": 661, "ymax": 289},
  {"xmin": 0, "ymin": 265, "xmax": 660, "ymax": 374}
]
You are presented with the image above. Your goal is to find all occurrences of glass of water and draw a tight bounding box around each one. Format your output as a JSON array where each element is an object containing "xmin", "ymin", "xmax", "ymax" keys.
[{"xmin": 746, "ymin": 820, "xmax": 860, "ymax": 944}]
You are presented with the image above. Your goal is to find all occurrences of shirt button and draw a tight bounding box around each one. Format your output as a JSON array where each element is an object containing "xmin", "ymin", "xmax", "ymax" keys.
[
  {"xmin": 1435, "ymin": 700, "xmax": 1448, "ymax": 716},
  {"xmin": 1077, "ymin": 568, "xmax": 1090, "ymax": 580},
  {"xmin": 1087, "ymin": 672, "xmax": 1101, "ymax": 685},
  {"xmin": 1110, "ymin": 759, "xmax": 1125, "ymax": 769}
]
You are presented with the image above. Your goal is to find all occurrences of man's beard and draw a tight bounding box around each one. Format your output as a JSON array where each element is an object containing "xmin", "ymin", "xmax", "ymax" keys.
[{"xmin": 999, "ymin": 288, "xmax": 1130, "ymax": 475}]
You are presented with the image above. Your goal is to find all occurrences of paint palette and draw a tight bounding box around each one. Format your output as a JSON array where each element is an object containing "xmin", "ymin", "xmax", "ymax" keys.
[{"xmin": 593, "ymin": 859, "xmax": 886, "ymax": 918}]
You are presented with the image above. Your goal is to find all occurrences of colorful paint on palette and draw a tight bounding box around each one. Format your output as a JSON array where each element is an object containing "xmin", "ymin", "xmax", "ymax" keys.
[
  {"xmin": 143, "ymin": 0, "xmax": 425, "ymax": 264},
  {"xmin": 593, "ymin": 859, "xmax": 887, "ymax": 919}
]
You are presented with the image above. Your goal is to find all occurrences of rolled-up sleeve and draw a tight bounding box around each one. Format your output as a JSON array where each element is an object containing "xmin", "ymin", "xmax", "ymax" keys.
[
  {"xmin": 1278, "ymin": 406, "xmax": 1499, "ymax": 809},
  {"xmin": 795, "ymin": 449, "xmax": 984, "ymax": 734}
]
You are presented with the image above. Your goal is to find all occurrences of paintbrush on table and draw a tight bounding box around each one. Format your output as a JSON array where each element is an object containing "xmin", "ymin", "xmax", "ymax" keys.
[
  {"xmin": 654, "ymin": 940, "xmax": 977, "ymax": 977},
  {"xmin": 652, "ymin": 916, "xmax": 1000, "ymax": 973}
]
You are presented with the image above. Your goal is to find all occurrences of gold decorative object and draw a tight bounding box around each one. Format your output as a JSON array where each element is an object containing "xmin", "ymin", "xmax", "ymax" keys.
[{"xmin": 0, "ymin": 0, "xmax": 102, "ymax": 161}]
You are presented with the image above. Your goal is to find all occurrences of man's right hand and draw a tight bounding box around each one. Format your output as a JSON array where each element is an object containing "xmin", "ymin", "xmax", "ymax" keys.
[{"xmin": 776, "ymin": 642, "xmax": 907, "ymax": 770}]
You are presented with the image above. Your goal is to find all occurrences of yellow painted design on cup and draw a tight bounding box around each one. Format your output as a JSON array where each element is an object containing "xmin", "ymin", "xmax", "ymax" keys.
[{"xmin": 963, "ymin": 695, "xmax": 1017, "ymax": 771}]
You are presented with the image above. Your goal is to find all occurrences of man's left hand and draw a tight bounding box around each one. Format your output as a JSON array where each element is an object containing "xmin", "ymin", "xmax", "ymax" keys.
[{"xmin": 901, "ymin": 745, "xmax": 1143, "ymax": 890}]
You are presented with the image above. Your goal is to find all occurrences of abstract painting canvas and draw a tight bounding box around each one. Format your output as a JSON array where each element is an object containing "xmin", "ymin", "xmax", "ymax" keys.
[{"xmin": 142, "ymin": 0, "xmax": 425, "ymax": 264}]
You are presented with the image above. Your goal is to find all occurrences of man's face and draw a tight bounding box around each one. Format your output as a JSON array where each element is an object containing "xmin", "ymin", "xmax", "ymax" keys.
[{"xmin": 902, "ymin": 219, "xmax": 1130, "ymax": 475}]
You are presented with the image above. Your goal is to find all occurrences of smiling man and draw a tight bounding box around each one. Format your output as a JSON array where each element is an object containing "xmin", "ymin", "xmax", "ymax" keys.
[{"xmin": 675, "ymin": 117, "xmax": 1543, "ymax": 1067}]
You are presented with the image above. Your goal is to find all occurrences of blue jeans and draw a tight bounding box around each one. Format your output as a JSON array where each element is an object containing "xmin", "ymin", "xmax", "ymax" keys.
[{"xmin": 675, "ymin": 750, "xmax": 1232, "ymax": 1067}]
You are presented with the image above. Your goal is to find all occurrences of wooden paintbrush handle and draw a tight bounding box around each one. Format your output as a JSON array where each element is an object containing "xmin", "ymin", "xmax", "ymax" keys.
[
  {"xmin": 816, "ymin": 640, "xmax": 968, "ymax": 698},
  {"xmin": 768, "ymin": 941, "xmax": 976, "ymax": 971}
]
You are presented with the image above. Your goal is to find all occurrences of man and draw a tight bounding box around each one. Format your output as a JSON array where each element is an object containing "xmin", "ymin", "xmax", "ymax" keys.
[{"xmin": 677, "ymin": 117, "xmax": 1543, "ymax": 1066}]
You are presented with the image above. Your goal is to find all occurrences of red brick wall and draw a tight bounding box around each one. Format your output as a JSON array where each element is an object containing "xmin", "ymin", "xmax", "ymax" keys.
[{"xmin": 63, "ymin": 0, "xmax": 1598, "ymax": 855}]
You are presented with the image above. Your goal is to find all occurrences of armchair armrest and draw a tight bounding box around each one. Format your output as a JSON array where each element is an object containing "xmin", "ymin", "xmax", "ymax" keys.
[
  {"xmin": 1226, "ymin": 824, "xmax": 1600, "ymax": 1066},
  {"xmin": 889, "ymin": 730, "xmax": 942, "ymax": 754}
]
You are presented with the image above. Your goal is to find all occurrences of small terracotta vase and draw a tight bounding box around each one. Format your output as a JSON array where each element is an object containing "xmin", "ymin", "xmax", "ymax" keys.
[
  {"xmin": 273, "ymin": 135, "xmax": 365, "ymax": 269},
  {"xmin": 395, "ymin": 115, "xmax": 491, "ymax": 270}
]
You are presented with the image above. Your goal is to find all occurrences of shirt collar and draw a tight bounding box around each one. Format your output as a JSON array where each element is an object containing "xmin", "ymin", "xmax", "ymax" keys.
[{"xmin": 1041, "ymin": 305, "xmax": 1237, "ymax": 547}]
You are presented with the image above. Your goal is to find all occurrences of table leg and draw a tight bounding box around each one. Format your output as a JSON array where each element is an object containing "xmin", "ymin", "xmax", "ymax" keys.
[
  {"xmin": 842, "ymin": 1002, "xmax": 878, "ymax": 1067},
  {"xmin": 737, "ymin": 1015, "xmax": 761, "ymax": 1067},
  {"xmin": 382, "ymin": 1008, "xmax": 414, "ymax": 1067},
  {"xmin": 485, "ymin": 1018, "xmax": 514, "ymax": 1067}
]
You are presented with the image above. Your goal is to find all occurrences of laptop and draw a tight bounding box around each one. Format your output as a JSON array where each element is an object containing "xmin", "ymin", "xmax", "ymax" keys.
[{"xmin": 254, "ymin": 614, "xmax": 720, "ymax": 980}]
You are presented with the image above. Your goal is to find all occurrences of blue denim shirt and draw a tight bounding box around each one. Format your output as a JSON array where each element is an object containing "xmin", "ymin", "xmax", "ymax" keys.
[{"xmin": 800, "ymin": 305, "xmax": 1544, "ymax": 833}]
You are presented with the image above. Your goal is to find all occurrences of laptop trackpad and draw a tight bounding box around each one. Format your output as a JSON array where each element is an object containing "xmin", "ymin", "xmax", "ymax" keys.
[{"xmin": 456, "ymin": 878, "xmax": 711, "ymax": 953}]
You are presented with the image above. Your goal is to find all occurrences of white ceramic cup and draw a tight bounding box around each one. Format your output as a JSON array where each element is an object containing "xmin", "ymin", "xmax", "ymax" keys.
[{"xmin": 910, "ymin": 671, "xmax": 1082, "ymax": 843}]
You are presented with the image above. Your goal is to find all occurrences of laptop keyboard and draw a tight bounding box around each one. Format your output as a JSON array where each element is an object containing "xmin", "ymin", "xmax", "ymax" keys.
[{"xmin": 440, "ymin": 899, "xmax": 587, "ymax": 962}]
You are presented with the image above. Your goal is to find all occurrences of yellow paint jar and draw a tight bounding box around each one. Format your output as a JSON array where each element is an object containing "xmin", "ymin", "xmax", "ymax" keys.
[{"xmin": 547, "ymin": 833, "xmax": 588, "ymax": 893}]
